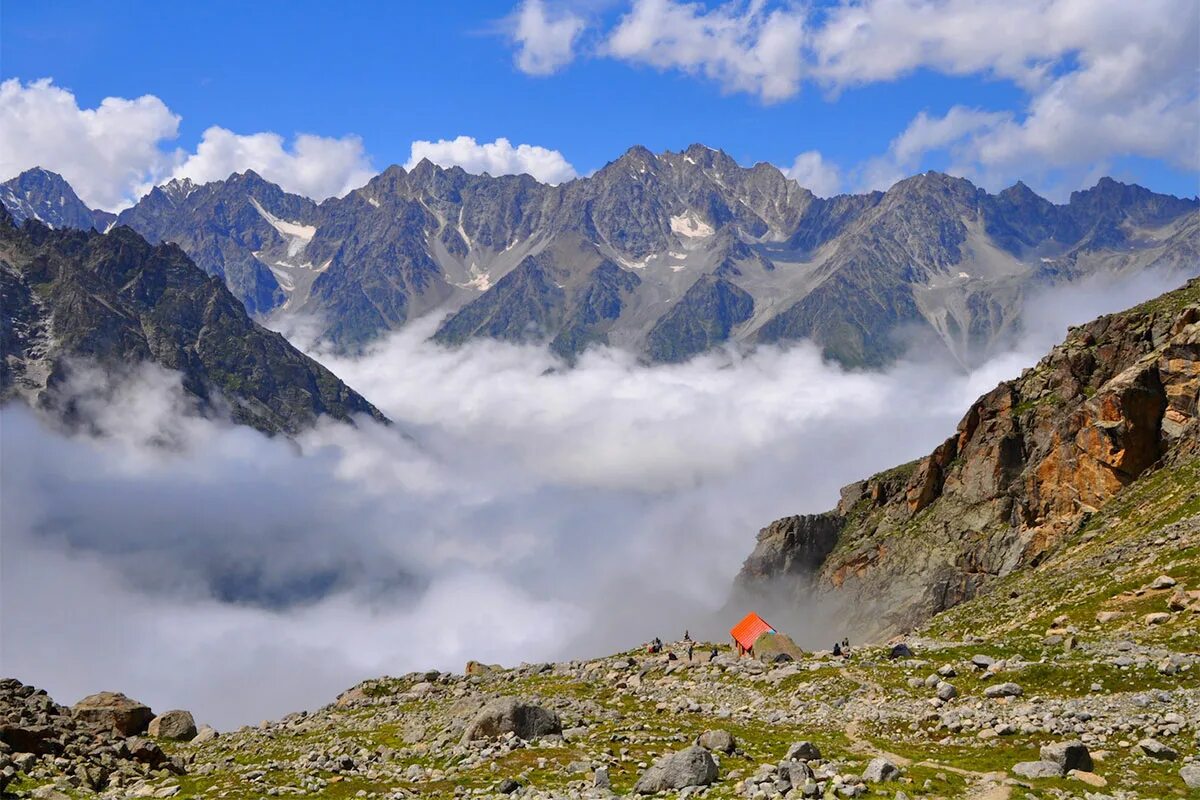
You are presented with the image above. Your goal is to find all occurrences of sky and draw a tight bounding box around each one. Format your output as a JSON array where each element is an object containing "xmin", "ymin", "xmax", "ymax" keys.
[{"xmin": 2, "ymin": 0, "xmax": 1197, "ymax": 210}]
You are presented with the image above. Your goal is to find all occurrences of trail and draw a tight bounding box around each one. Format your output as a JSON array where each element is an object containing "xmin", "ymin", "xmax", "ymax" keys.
[{"xmin": 838, "ymin": 665, "xmax": 1013, "ymax": 800}]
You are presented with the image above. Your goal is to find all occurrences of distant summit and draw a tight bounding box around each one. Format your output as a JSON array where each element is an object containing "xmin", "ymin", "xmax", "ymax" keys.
[{"xmin": 1, "ymin": 167, "xmax": 115, "ymax": 231}]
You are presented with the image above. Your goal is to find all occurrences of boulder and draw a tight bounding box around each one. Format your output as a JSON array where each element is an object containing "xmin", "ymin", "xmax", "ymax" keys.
[
  {"xmin": 1012, "ymin": 760, "xmax": 1063, "ymax": 779},
  {"xmin": 753, "ymin": 632, "xmax": 805, "ymax": 663},
  {"xmin": 125, "ymin": 737, "xmax": 169, "ymax": 769},
  {"xmin": 594, "ymin": 766, "xmax": 611, "ymax": 790},
  {"xmin": 72, "ymin": 692, "xmax": 153, "ymax": 736},
  {"xmin": 778, "ymin": 759, "xmax": 814, "ymax": 787},
  {"xmin": 1040, "ymin": 741, "xmax": 1092, "ymax": 773},
  {"xmin": 496, "ymin": 778, "xmax": 520, "ymax": 794},
  {"xmin": 465, "ymin": 660, "xmax": 499, "ymax": 677},
  {"xmin": 1181, "ymin": 764, "xmax": 1200, "ymax": 789},
  {"xmin": 984, "ymin": 682, "xmax": 1023, "ymax": 698},
  {"xmin": 461, "ymin": 698, "xmax": 561, "ymax": 743},
  {"xmin": 634, "ymin": 745, "xmax": 717, "ymax": 794},
  {"xmin": 697, "ymin": 728, "xmax": 736, "ymax": 754},
  {"xmin": 147, "ymin": 710, "xmax": 196, "ymax": 741},
  {"xmin": 862, "ymin": 757, "xmax": 901, "ymax": 782},
  {"xmin": 888, "ymin": 643, "xmax": 914, "ymax": 659},
  {"xmin": 193, "ymin": 725, "xmax": 218, "ymax": 744},
  {"xmin": 970, "ymin": 654, "xmax": 995, "ymax": 670},
  {"xmin": 1150, "ymin": 575, "xmax": 1177, "ymax": 590},
  {"xmin": 1144, "ymin": 612, "xmax": 1172, "ymax": 626},
  {"xmin": 0, "ymin": 724, "xmax": 61, "ymax": 755},
  {"xmin": 1095, "ymin": 611, "xmax": 1124, "ymax": 623},
  {"xmin": 1138, "ymin": 738, "xmax": 1177, "ymax": 760},
  {"xmin": 935, "ymin": 681, "xmax": 958, "ymax": 701},
  {"xmin": 785, "ymin": 741, "xmax": 822, "ymax": 761}
]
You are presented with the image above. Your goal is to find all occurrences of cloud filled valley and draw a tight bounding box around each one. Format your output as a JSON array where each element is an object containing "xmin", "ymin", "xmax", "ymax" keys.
[{"xmin": 0, "ymin": 267, "xmax": 1189, "ymax": 730}]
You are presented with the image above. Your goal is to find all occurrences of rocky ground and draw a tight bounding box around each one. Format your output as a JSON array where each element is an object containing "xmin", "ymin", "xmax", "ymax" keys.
[{"xmin": 3, "ymin": 530, "xmax": 1197, "ymax": 800}]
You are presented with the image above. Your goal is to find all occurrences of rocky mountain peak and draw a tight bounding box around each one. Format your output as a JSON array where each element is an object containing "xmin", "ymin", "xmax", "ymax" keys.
[{"xmin": 1, "ymin": 166, "xmax": 115, "ymax": 231}]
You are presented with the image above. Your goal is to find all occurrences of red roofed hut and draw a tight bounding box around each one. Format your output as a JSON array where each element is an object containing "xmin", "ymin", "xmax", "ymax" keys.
[{"xmin": 730, "ymin": 612, "xmax": 775, "ymax": 657}]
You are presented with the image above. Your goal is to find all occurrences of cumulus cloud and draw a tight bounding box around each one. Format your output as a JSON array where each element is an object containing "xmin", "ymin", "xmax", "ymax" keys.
[
  {"xmin": 0, "ymin": 78, "xmax": 180, "ymax": 210},
  {"xmin": 606, "ymin": 0, "xmax": 807, "ymax": 102},
  {"xmin": 515, "ymin": 0, "xmax": 1197, "ymax": 192},
  {"xmin": 784, "ymin": 150, "xmax": 842, "ymax": 197},
  {"xmin": 3, "ymin": 264, "xmax": 1187, "ymax": 730},
  {"xmin": 512, "ymin": 0, "xmax": 586, "ymax": 75},
  {"xmin": 406, "ymin": 135, "xmax": 578, "ymax": 184},
  {"xmin": 166, "ymin": 127, "xmax": 376, "ymax": 201},
  {"xmin": 0, "ymin": 80, "xmax": 377, "ymax": 209}
]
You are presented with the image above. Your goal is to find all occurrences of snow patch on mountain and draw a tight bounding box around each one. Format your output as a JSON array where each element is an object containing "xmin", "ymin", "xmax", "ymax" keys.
[
  {"xmin": 250, "ymin": 198, "xmax": 316, "ymax": 258},
  {"xmin": 670, "ymin": 213, "xmax": 715, "ymax": 239}
]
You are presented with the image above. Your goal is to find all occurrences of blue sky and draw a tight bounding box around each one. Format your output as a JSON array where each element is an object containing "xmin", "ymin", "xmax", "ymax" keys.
[{"xmin": 2, "ymin": 1, "xmax": 1197, "ymax": 207}]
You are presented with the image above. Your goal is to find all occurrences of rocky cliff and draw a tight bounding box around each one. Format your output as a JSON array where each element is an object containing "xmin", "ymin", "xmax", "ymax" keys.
[
  {"xmin": 738, "ymin": 279, "xmax": 1200, "ymax": 639},
  {"xmin": 0, "ymin": 208, "xmax": 386, "ymax": 435}
]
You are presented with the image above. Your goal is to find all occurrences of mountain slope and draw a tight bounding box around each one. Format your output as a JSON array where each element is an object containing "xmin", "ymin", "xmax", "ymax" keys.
[
  {"xmin": 113, "ymin": 171, "xmax": 319, "ymax": 315},
  {"xmin": 738, "ymin": 279, "xmax": 1200, "ymax": 639},
  {"xmin": 1, "ymin": 168, "xmax": 115, "ymax": 232},
  {"xmin": 0, "ymin": 209, "xmax": 386, "ymax": 435},
  {"xmin": 7, "ymin": 151, "xmax": 1197, "ymax": 366}
]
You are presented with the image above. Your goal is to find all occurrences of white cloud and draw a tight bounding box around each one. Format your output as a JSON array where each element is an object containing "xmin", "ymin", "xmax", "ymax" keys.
[
  {"xmin": 512, "ymin": 0, "xmax": 586, "ymax": 75},
  {"xmin": 783, "ymin": 150, "xmax": 842, "ymax": 197},
  {"xmin": 166, "ymin": 127, "xmax": 375, "ymax": 201},
  {"xmin": 834, "ymin": 0, "xmax": 1200, "ymax": 193},
  {"xmin": 605, "ymin": 0, "xmax": 807, "ymax": 103},
  {"xmin": 406, "ymin": 135, "xmax": 578, "ymax": 184},
  {"xmin": 0, "ymin": 80, "xmax": 377, "ymax": 209},
  {"xmin": 0, "ymin": 78, "xmax": 180, "ymax": 210}
]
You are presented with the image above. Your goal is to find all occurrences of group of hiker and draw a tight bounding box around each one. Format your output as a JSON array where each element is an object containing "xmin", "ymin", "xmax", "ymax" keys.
[
  {"xmin": 645, "ymin": 630, "xmax": 719, "ymax": 662},
  {"xmin": 648, "ymin": 628, "xmax": 852, "ymax": 660}
]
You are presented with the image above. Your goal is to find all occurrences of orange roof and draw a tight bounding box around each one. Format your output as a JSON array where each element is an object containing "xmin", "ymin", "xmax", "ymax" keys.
[{"xmin": 730, "ymin": 612, "xmax": 775, "ymax": 650}]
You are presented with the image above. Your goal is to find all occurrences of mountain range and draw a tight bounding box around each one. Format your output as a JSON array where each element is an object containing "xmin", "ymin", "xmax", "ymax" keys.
[{"xmin": 5, "ymin": 147, "xmax": 1197, "ymax": 367}]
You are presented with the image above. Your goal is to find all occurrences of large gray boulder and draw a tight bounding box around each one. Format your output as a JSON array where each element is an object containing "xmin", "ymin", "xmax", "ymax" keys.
[
  {"xmin": 1181, "ymin": 764, "xmax": 1200, "ymax": 789},
  {"xmin": 634, "ymin": 745, "xmax": 718, "ymax": 793},
  {"xmin": 148, "ymin": 710, "xmax": 197, "ymax": 741},
  {"xmin": 863, "ymin": 757, "xmax": 901, "ymax": 782},
  {"xmin": 1039, "ymin": 741, "xmax": 1092, "ymax": 773},
  {"xmin": 72, "ymin": 692, "xmax": 153, "ymax": 736},
  {"xmin": 461, "ymin": 697, "xmax": 561, "ymax": 743}
]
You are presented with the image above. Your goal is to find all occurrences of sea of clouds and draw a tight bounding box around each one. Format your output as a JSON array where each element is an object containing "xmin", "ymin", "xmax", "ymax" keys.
[{"xmin": 0, "ymin": 269, "xmax": 1185, "ymax": 729}]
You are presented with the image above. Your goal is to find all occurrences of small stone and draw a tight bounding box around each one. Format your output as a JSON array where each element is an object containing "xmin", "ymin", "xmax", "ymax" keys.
[
  {"xmin": 785, "ymin": 741, "xmax": 822, "ymax": 761},
  {"xmin": 697, "ymin": 729, "xmax": 736, "ymax": 754},
  {"xmin": 1012, "ymin": 760, "xmax": 1062, "ymax": 779},
  {"xmin": 1138, "ymin": 738, "xmax": 1178, "ymax": 760}
]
